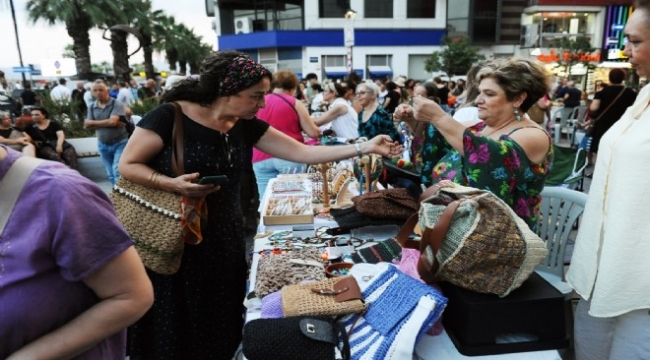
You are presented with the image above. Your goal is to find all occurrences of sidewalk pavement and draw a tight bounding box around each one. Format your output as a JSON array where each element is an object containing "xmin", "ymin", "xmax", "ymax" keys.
[{"xmin": 78, "ymin": 157, "xmax": 112, "ymax": 193}]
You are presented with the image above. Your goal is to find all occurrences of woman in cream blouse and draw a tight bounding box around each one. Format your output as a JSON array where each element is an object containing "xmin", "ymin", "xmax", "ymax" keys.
[{"xmin": 566, "ymin": 1, "xmax": 650, "ymax": 358}]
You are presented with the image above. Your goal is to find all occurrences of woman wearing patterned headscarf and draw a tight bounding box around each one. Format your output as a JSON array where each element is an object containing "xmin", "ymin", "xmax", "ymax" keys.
[{"xmin": 119, "ymin": 50, "xmax": 403, "ymax": 359}]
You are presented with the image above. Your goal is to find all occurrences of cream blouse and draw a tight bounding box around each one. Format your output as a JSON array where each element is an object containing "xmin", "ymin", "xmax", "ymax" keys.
[{"xmin": 566, "ymin": 85, "xmax": 650, "ymax": 317}]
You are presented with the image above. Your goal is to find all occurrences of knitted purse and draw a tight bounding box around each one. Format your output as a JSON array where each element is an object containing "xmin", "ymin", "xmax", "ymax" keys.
[
  {"xmin": 281, "ymin": 276, "xmax": 366, "ymax": 317},
  {"xmin": 350, "ymin": 238, "xmax": 403, "ymax": 264},
  {"xmin": 109, "ymin": 102, "xmax": 185, "ymax": 275},
  {"xmin": 254, "ymin": 247, "xmax": 326, "ymax": 298},
  {"xmin": 397, "ymin": 182, "xmax": 548, "ymax": 297},
  {"xmin": 243, "ymin": 316, "xmax": 350, "ymax": 360},
  {"xmin": 340, "ymin": 264, "xmax": 447, "ymax": 360}
]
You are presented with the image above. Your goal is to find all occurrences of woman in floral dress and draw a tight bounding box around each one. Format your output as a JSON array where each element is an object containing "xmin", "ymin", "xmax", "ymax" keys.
[{"xmin": 395, "ymin": 57, "xmax": 553, "ymax": 231}]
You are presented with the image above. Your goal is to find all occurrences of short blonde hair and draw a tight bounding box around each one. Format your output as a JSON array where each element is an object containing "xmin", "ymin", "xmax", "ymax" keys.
[{"xmin": 272, "ymin": 69, "xmax": 299, "ymax": 91}]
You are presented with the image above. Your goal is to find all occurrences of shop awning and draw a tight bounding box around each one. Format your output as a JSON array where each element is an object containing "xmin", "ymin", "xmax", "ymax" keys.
[
  {"xmin": 324, "ymin": 66, "xmax": 349, "ymax": 77},
  {"xmin": 368, "ymin": 65, "xmax": 393, "ymax": 76}
]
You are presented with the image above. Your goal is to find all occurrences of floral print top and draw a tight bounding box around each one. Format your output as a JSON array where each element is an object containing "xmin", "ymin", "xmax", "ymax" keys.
[
  {"xmin": 419, "ymin": 122, "xmax": 553, "ymax": 231},
  {"xmin": 358, "ymin": 105, "xmax": 402, "ymax": 143}
]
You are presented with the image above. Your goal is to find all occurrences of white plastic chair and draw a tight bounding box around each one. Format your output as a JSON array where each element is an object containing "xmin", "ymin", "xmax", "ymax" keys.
[{"xmin": 536, "ymin": 186, "xmax": 588, "ymax": 299}]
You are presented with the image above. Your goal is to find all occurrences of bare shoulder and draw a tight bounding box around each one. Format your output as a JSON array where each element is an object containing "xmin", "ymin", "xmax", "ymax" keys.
[{"xmin": 508, "ymin": 124, "xmax": 551, "ymax": 163}]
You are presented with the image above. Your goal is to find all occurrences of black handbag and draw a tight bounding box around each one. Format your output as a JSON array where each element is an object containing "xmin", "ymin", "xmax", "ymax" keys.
[{"xmin": 242, "ymin": 316, "xmax": 350, "ymax": 360}]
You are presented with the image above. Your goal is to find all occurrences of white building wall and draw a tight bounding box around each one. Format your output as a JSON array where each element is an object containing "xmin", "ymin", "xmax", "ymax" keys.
[{"xmin": 301, "ymin": 0, "xmax": 447, "ymax": 80}]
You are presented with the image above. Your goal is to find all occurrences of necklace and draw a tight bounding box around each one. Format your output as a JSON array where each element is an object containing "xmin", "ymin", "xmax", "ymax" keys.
[{"xmin": 481, "ymin": 119, "xmax": 516, "ymax": 138}]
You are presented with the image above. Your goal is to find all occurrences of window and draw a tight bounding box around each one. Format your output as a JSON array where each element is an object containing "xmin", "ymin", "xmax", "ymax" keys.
[
  {"xmin": 534, "ymin": 12, "xmax": 597, "ymax": 48},
  {"xmin": 364, "ymin": 0, "xmax": 393, "ymax": 18},
  {"xmin": 323, "ymin": 55, "xmax": 346, "ymax": 67},
  {"xmin": 319, "ymin": 0, "xmax": 349, "ymax": 18},
  {"xmin": 367, "ymin": 55, "xmax": 392, "ymax": 66},
  {"xmin": 408, "ymin": 0, "xmax": 436, "ymax": 18},
  {"xmin": 472, "ymin": 0, "xmax": 498, "ymax": 43}
]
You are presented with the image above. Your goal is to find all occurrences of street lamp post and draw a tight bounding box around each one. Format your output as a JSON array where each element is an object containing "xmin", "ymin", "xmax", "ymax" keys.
[{"xmin": 344, "ymin": 9, "xmax": 357, "ymax": 74}]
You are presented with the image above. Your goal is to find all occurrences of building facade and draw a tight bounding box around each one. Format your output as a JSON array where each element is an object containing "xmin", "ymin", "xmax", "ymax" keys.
[{"xmin": 211, "ymin": 0, "xmax": 447, "ymax": 81}]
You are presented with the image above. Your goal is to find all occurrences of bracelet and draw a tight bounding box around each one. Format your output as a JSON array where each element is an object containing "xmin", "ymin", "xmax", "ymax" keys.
[
  {"xmin": 354, "ymin": 142, "xmax": 363, "ymax": 157},
  {"xmin": 148, "ymin": 171, "xmax": 159, "ymax": 184}
]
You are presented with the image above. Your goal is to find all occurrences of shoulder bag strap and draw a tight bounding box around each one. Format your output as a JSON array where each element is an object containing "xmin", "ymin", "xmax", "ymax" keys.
[
  {"xmin": 169, "ymin": 102, "xmax": 185, "ymax": 177},
  {"xmin": 0, "ymin": 156, "xmax": 44, "ymax": 234},
  {"xmin": 592, "ymin": 87, "xmax": 626, "ymax": 123},
  {"xmin": 417, "ymin": 200, "xmax": 460, "ymax": 283},
  {"xmin": 270, "ymin": 93, "xmax": 299, "ymax": 118}
]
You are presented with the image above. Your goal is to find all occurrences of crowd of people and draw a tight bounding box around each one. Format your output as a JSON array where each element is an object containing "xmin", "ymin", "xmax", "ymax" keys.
[{"xmin": 3, "ymin": 1, "xmax": 650, "ymax": 355}]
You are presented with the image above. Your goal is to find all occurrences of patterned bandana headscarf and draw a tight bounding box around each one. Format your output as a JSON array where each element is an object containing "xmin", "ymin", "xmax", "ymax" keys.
[{"xmin": 218, "ymin": 55, "xmax": 272, "ymax": 96}]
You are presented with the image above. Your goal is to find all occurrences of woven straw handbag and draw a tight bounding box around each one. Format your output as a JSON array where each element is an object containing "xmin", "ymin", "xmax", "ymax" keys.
[
  {"xmin": 397, "ymin": 182, "xmax": 548, "ymax": 297},
  {"xmin": 281, "ymin": 276, "xmax": 366, "ymax": 317},
  {"xmin": 110, "ymin": 102, "xmax": 185, "ymax": 275}
]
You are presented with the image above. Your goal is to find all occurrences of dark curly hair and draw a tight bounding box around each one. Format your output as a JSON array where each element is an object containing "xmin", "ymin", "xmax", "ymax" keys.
[{"xmin": 162, "ymin": 50, "xmax": 272, "ymax": 107}]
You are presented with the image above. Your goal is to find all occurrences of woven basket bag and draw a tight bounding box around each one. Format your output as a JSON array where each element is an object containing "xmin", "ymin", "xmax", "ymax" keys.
[
  {"xmin": 281, "ymin": 276, "xmax": 366, "ymax": 317},
  {"xmin": 109, "ymin": 102, "xmax": 186, "ymax": 275},
  {"xmin": 398, "ymin": 182, "xmax": 548, "ymax": 297}
]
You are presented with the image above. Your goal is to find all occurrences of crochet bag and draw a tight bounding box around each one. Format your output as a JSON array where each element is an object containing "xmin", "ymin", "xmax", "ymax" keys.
[
  {"xmin": 352, "ymin": 188, "xmax": 419, "ymax": 220},
  {"xmin": 397, "ymin": 182, "xmax": 548, "ymax": 297},
  {"xmin": 255, "ymin": 247, "xmax": 326, "ymax": 298},
  {"xmin": 243, "ymin": 316, "xmax": 350, "ymax": 360},
  {"xmin": 281, "ymin": 276, "xmax": 366, "ymax": 317},
  {"xmin": 109, "ymin": 102, "xmax": 185, "ymax": 275}
]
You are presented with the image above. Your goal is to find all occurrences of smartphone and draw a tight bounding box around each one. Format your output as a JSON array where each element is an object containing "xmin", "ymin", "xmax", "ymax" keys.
[{"xmin": 197, "ymin": 175, "xmax": 228, "ymax": 185}]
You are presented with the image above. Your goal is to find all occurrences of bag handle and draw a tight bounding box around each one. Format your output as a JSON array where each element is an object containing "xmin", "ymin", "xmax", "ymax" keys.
[
  {"xmin": 394, "ymin": 181, "xmax": 455, "ymax": 249},
  {"xmin": 169, "ymin": 102, "xmax": 185, "ymax": 177},
  {"xmin": 417, "ymin": 201, "xmax": 461, "ymax": 283}
]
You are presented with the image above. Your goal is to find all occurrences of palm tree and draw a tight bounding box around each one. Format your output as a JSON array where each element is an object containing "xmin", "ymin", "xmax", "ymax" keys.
[
  {"xmin": 26, "ymin": 0, "xmax": 122, "ymax": 80},
  {"xmin": 134, "ymin": 6, "xmax": 165, "ymax": 80},
  {"xmin": 8, "ymin": 0, "xmax": 27, "ymax": 84},
  {"xmin": 151, "ymin": 14, "xmax": 182, "ymax": 73}
]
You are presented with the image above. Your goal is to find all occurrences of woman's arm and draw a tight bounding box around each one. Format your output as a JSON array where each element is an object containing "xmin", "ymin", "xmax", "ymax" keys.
[
  {"xmin": 118, "ymin": 127, "xmax": 218, "ymax": 198},
  {"xmin": 590, "ymin": 98, "xmax": 601, "ymax": 112},
  {"xmin": 383, "ymin": 97, "xmax": 391, "ymax": 109},
  {"xmin": 7, "ymin": 247, "xmax": 153, "ymax": 360},
  {"xmin": 409, "ymin": 97, "xmax": 467, "ymax": 154},
  {"xmin": 55, "ymin": 130, "xmax": 65, "ymax": 153},
  {"xmin": 294, "ymin": 101, "xmax": 320, "ymax": 139},
  {"xmin": 313, "ymin": 104, "xmax": 348, "ymax": 126},
  {"xmin": 255, "ymin": 126, "xmax": 402, "ymax": 164}
]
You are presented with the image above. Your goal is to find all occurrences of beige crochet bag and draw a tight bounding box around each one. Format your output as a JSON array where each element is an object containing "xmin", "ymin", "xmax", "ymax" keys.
[
  {"xmin": 255, "ymin": 247, "xmax": 326, "ymax": 298},
  {"xmin": 282, "ymin": 276, "xmax": 366, "ymax": 317}
]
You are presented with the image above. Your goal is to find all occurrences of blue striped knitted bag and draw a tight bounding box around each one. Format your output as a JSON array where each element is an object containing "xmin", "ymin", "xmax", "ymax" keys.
[{"xmin": 340, "ymin": 264, "xmax": 447, "ymax": 360}]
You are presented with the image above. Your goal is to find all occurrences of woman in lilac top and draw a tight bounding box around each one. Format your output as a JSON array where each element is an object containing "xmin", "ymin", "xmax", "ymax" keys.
[{"xmin": 0, "ymin": 145, "xmax": 153, "ymax": 359}]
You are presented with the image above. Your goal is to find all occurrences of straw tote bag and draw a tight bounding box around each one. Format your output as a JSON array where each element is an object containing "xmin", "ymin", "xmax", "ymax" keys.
[
  {"xmin": 110, "ymin": 102, "xmax": 185, "ymax": 275},
  {"xmin": 397, "ymin": 182, "xmax": 548, "ymax": 297}
]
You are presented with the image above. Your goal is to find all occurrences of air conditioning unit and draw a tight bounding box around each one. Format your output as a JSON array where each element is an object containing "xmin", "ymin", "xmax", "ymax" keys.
[{"xmin": 234, "ymin": 16, "xmax": 253, "ymax": 34}]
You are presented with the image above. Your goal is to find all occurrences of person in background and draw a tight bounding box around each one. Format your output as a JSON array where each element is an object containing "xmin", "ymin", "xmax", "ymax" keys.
[
  {"xmin": 0, "ymin": 70, "xmax": 8, "ymax": 91},
  {"xmin": 313, "ymin": 82, "xmax": 359, "ymax": 140},
  {"xmin": 84, "ymin": 80, "xmax": 128, "ymax": 185},
  {"xmin": 0, "ymin": 111, "xmax": 35, "ymax": 156},
  {"xmin": 252, "ymin": 69, "xmax": 320, "ymax": 198},
  {"xmin": 129, "ymin": 79, "xmax": 140, "ymax": 102},
  {"xmin": 562, "ymin": 81, "xmax": 582, "ymax": 108},
  {"xmin": 83, "ymin": 82, "xmax": 94, "ymax": 110},
  {"xmin": 119, "ymin": 51, "xmax": 402, "ymax": 359},
  {"xmin": 71, "ymin": 81, "xmax": 87, "ymax": 121},
  {"xmin": 566, "ymin": 2, "xmax": 650, "ymax": 358},
  {"xmin": 138, "ymin": 79, "xmax": 158, "ymax": 102},
  {"xmin": 19, "ymin": 82, "xmax": 39, "ymax": 107},
  {"xmin": 554, "ymin": 77, "xmax": 569, "ymax": 99},
  {"xmin": 433, "ymin": 77, "xmax": 450, "ymax": 113},
  {"xmin": 25, "ymin": 107, "xmax": 78, "ymax": 169},
  {"xmin": 0, "ymin": 144, "xmax": 153, "ymax": 360},
  {"xmin": 108, "ymin": 83, "xmax": 119, "ymax": 99},
  {"xmin": 356, "ymin": 82, "xmax": 401, "ymax": 143},
  {"xmin": 450, "ymin": 62, "xmax": 488, "ymax": 126},
  {"xmin": 50, "ymin": 78, "xmax": 72, "ymax": 104},
  {"xmin": 117, "ymin": 80, "xmax": 134, "ymax": 106},
  {"xmin": 382, "ymin": 81, "xmax": 402, "ymax": 115},
  {"xmin": 376, "ymin": 79, "xmax": 388, "ymax": 105},
  {"xmin": 586, "ymin": 68, "xmax": 637, "ymax": 164},
  {"xmin": 309, "ymin": 83, "xmax": 324, "ymax": 114},
  {"xmin": 395, "ymin": 57, "xmax": 552, "ymax": 231},
  {"xmin": 304, "ymin": 73, "xmax": 319, "ymax": 104}
]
